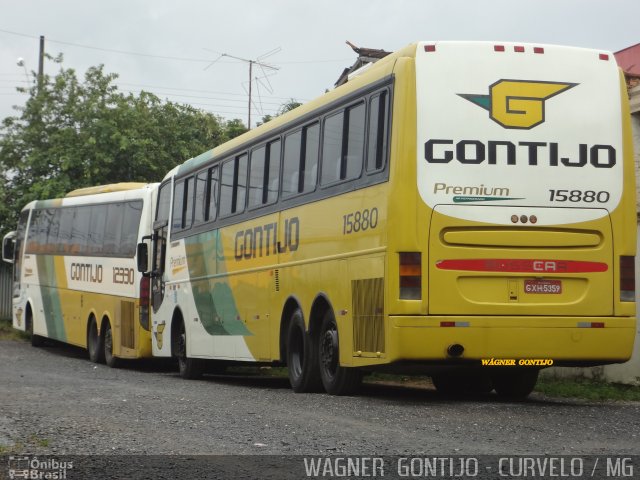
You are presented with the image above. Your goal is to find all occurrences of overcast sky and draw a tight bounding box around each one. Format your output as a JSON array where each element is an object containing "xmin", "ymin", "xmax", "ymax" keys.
[{"xmin": 1, "ymin": 0, "xmax": 639, "ymax": 128}]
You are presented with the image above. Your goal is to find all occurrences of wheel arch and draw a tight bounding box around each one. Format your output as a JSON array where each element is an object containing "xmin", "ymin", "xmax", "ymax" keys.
[
  {"xmin": 278, "ymin": 296, "xmax": 303, "ymax": 364},
  {"xmin": 170, "ymin": 307, "xmax": 185, "ymax": 357}
]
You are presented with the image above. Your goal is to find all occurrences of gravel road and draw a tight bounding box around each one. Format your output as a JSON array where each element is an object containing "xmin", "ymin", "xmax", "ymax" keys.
[{"xmin": 1, "ymin": 339, "xmax": 639, "ymax": 457}]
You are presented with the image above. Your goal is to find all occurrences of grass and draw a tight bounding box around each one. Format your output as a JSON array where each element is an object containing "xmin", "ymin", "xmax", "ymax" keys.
[
  {"xmin": 0, "ymin": 318, "xmax": 28, "ymax": 341},
  {"xmin": 535, "ymin": 377, "xmax": 640, "ymax": 402}
]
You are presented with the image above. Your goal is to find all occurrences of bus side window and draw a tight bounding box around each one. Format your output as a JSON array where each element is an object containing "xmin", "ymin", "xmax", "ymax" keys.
[
  {"xmin": 194, "ymin": 171, "xmax": 208, "ymax": 225},
  {"xmin": 249, "ymin": 145, "xmax": 267, "ymax": 208},
  {"xmin": 172, "ymin": 180, "xmax": 185, "ymax": 230},
  {"xmin": 87, "ymin": 205, "xmax": 107, "ymax": 255},
  {"xmin": 103, "ymin": 203, "xmax": 123, "ymax": 255},
  {"xmin": 219, "ymin": 154, "xmax": 248, "ymax": 216},
  {"xmin": 70, "ymin": 206, "xmax": 91, "ymax": 254},
  {"xmin": 321, "ymin": 102, "xmax": 365, "ymax": 186},
  {"xmin": 58, "ymin": 208, "xmax": 74, "ymax": 254},
  {"xmin": 46, "ymin": 209, "xmax": 61, "ymax": 254},
  {"xmin": 367, "ymin": 90, "xmax": 389, "ymax": 172},
  {"xmin": 207, "ymin": 166, "xmax": 219, "ymax": 222},
  {"xmin": 121, "ymin": 201, "xmax": 143, "ymax": 257},
  {"xmin": 302, "ymin": 123, "xmax": 319, "ymax": 193},
  {"xmin": 249, "ymin": 139, "xmax": 281, "ymax": 208},
  {"xmin": 282, "ymin": 131, "xmax": 302, "ymax": 198},
  {"xmin": 156, "ymin": 181, "xmax": 171, "ymax": 223}
]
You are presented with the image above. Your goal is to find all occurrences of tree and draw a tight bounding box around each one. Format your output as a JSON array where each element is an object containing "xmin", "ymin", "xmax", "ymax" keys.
[
  {"xmin": 258, "ymin": 98, "xmax": 302, "ymax": 126},
  {"xmin": 0, "ymin": 58, "xmax": 245, "ymax": 233}
]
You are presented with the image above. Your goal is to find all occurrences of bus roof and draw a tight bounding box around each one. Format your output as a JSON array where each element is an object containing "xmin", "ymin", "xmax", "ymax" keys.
[{"xmin": 65, "ymin": 183, "xmax": 149, "ymax": 198}]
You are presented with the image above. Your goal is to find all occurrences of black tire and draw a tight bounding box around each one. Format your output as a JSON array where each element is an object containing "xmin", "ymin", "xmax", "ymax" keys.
[
  {"xmin": 286, "ymin": 309, "xmax": 322, "ymax": 393},
  {"xmin": 175, "ymin": 319, "xmax": 203, "ymax": 380},
  {"xmin": 318, "ymin": 310, "xmax": 362, "ymax": 395},
  {"xmin": 27, "ymin": 309, "xmax": 44, "ymax": 347},
  {"xmin": 492, "ymin": 368, "xmax": 539, "ymax": 400},
  {"xmin": 103, "ymin": 321, "xmax": 121, "ymax": 368},
  {"xmin": 432, "ymin": 370, "xmax": 493, "ymax": 395},
  {"xmin": 87, "ymin": 317, "xmax": 104, "ymax": 364}
]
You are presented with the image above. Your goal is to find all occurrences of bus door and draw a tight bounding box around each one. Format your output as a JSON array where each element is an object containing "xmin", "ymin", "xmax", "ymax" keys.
[{"xmin": 151, "ymin": 220, "xmax": 168, "ymax": 313}]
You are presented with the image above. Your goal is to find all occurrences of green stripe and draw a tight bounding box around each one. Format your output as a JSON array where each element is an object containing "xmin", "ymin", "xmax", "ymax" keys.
[
  {"xmin": 185, "ymin": 230, "xmax": 251, "ymax": 336},
  {"xmin": 36, "ymin": 255, "xmax": 66, "ymax": 341}
]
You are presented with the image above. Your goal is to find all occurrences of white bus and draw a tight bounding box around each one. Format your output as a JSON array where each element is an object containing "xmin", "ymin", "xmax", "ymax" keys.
[{"xmin": 3, "ymin": 183, "xmax": 158, "ymax": 367}]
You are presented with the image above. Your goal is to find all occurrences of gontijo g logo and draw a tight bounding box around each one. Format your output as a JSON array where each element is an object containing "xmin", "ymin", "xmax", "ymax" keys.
[{"xmin": 459, "ymin": 80, "xmax": 577, "ymax": 129}]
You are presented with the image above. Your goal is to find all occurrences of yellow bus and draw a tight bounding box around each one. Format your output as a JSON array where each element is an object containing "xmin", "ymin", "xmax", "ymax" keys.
[
  {"xmin": 138, "ymin": 41, "xmax": 636, "ymax": 398},
  {"xmin": 3, "ymin": 183, "xmax": 158, "ymax": 367}
]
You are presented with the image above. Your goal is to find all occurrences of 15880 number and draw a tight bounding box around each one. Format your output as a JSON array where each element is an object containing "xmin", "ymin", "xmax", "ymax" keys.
[{"xmin": 343, "ymin": 207, "xmax": 379, "ymax": 235}]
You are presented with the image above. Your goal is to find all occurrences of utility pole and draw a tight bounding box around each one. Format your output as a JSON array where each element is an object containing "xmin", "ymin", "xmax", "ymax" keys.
[
  {"xmin": 204, "ymin": 48, "xmax": 280, "ymax": 129},
  {"xmin": 37, "ymin": 35, "xmax": 44, "ymax": 93}
]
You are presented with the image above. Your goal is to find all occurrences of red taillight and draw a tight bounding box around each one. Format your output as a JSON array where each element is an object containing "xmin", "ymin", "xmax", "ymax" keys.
[
  {"xmin": 140, "ymin": 276, "xmax": 150, "ymax": 330},
  {"xmin": 514, "ymin": 46, "xmax": 525, "ymax": 53},
  {"xmin": 494, "ymin": 45, "xmax": 505, "ymax": 52},
  {"xmin": 533, "ymin": 47, "xmax": 544, "ymax": 54},
  {"xmin": 400, "ymin": 252, "xmax": 421, "ymax": 300},
  {"xmin": 599, "ymin": 53, "xmax": 610, "ymax": 61},
  {"xmin": 620, "ymin": 256, "xmax": 635, "ymax": 302},
  {"xmin": 424, "ymin": 44, "xmax": 436, "ymax": 52}
]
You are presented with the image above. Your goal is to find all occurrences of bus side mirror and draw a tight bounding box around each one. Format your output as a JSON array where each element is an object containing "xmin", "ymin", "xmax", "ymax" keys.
[
  {"xmin": 2, "ymin": 231, "xmax": 16, "ymax": 264},
  {"xmin": 136, "ymin": 242, "xmax": 149, "ymax": 273}
]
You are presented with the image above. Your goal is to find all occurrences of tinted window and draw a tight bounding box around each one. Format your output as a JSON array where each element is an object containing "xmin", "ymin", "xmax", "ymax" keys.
[
  {"xmin": 321, "ymin": 112, "xmax": 343, "ymax": 185},
  {"xmin": 87, "ymin": 205, "xmax": 107, "ymax": 254},
  {"xmin": 121, "ymin": 201, "xmax": 143, "ymax": 256},
  {"xmin": 367, "ymin": 91, "xmax": 389, "ymax": 172},
  {"xmin": 58, "ymin": 208, "xmax": 74, "ymax": 253},
  {"xmin": 183, "ymin": 176, "xmax": 194, "ymax": 229},
  {"xmin": 302, "ymin": 124, "xmax": 319, "ymax": 193},
  {"xmin": 207, "ymin": 166, "xmax": 219, "ymax": 221},
  {"xmin": 248, "ymin": 145, "xmax": 266, "ymax": 207},
  {"xmin": 282, "ymin": 131, "xmax": 302, "ymax": 198},
  {"xmin": 194, "ymin": 171, "xmax": 208, "ymax": 224},
  {"xmin": 219, "ymin": 159, "xmax": 235, "ymax": 216},
  {"xmin": 103, "ymin": 203, "xmax": 123, "ymax": 255},
  {"xmin": 70, "ymin": 206, "xmax": 91, "ymax": 253},
  {"xmin": 172, "ymin": 180, "xmax": 185, "ymax": 230},
  {"xmin": 345, "ymin": 102, "xmax": 365, "ymax": 180},
  {"xmin": 321, "ymin": 103, "xmax": 365, "ymax": 184},
  {"xmin": 234, "ymin": 154, "xmax": 248, "ymax": 214},
  {"xmin": 249, "ymin": 139, "xmax": 281, "ymax": 208},
  {"xmin": 156, "ymin": 181, "xmax": 171, "ymax": 223}
]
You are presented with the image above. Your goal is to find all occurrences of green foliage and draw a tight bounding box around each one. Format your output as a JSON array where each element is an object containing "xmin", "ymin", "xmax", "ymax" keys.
[
  {"xmin": 0, "ymin": 57, "xmax": 247, "ymax": 233},
  {"xmin": 258, "ymin": 98, "xmax": 302, "ymax": 126}
]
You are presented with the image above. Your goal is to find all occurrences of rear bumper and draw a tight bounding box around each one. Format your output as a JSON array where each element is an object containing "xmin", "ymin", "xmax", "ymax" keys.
[{"xmin": 379, "ymin": 315, "xmax": 636, "ymax": 365}]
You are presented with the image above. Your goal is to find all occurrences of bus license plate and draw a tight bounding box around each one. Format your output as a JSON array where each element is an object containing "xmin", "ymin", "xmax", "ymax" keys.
[{"xmin": 524, "ymin": 279, "xmax": 562, "ymax": 294}]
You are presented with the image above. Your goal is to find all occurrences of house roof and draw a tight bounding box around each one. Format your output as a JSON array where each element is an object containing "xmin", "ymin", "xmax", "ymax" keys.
[{"xmin": 614, "ymin": 42, "xmax": 640, "ymax": 77}]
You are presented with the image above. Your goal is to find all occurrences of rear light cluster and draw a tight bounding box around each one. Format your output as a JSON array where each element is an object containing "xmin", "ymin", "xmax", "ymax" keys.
[
  {"xmin": 140, "ymin": 276, "xmax": 151, "ymax": 330},
  {"xmin": 399, "ymin": 252, "xmax": 421, "ymax": 300},
  {"xmin": 620, "ymin": 256, "xmax": 635, "ymax": 302}
]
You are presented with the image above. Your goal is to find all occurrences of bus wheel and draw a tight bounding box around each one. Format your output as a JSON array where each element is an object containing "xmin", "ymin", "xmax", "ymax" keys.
[
  {"xmin": 87, "ymin": 317, "xmax": 104, "ymax": 364},
  {"xmin": 286, "ymin": 309, "xmax": 321, "ymax": 393},
  {"xmin": 103, "ymin": 321, "xmax": 121, "ymax": 368},
  {"xmin": 175, "ymin": 320, "xmax": 203, "ymax": 380},
  {"xmin": 318, "ymin": 310, "xmax": 362, "ymax": 396},
  {"xmin": 492, "ymin": 368, "xmax": 539, "ymax": 400},
  {"xmin": 27, "ymin": 309, "xmax": 44, "ymax": 347}
]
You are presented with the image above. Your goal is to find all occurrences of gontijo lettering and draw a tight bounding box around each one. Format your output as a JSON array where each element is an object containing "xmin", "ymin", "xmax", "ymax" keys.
[{"xmin": 234, "ymin": 217, "xmax": 300, "ymax": 261}]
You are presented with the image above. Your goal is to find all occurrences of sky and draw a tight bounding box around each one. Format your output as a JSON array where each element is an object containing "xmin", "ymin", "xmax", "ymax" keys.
[{"xmin": 1, "ymin": 0, "xmax": 639, "ymax": 128}]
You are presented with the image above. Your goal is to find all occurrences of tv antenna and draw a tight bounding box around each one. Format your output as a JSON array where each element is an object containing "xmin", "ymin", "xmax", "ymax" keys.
[{"xmin": 204, "ymin": 47, "xmax": 281, "ymax": 128}]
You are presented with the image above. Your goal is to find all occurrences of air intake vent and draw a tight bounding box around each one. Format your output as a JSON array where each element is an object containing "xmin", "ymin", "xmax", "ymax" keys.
[
  {"xmin": 121, "ymin": 301, "xmax": 135, "ymax": 349},
  {"xmin": 274, "ymin": 269, "xmax": 280, "ymax": 292},
  {"xmin": 352, "ymin": 278, "xmax": 384, "ymax": 354}
]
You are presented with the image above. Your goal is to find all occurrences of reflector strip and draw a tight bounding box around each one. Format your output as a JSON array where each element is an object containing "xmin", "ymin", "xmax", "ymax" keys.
[
  {"xmin": 577, "ymin": 322, "xmax": 605, "ymax": 328},
  {"xmin": 436, "ymin": 259, "xmax": 608, "ymax": 273},
  {"xmin": 440, "ymin": 321, "xmax": 470, "ymax": 327}
]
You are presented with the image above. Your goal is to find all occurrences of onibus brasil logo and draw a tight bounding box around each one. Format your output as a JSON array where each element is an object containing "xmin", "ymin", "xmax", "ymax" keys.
[{"xmin": 458, "ymin": 79, "xmax": 577, "ymax": 130}]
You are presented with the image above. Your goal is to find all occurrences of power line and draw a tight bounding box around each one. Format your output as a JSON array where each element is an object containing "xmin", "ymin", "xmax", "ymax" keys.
[{"xmin": 0, "ymin": 28, "xmax": 350, "ymax": 66}]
